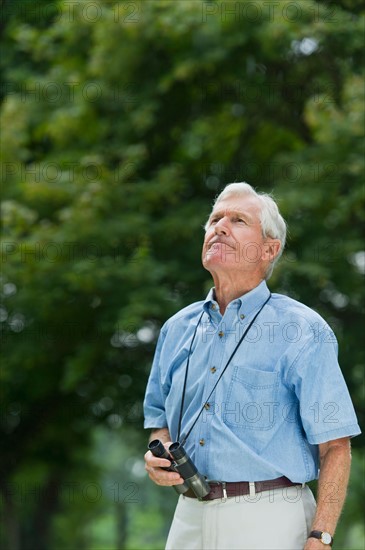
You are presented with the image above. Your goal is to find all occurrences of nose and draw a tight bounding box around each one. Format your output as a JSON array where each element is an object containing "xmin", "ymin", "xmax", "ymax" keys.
[{"xmin": 214, "ymin": 216, "xmax": 230, "ymax": 235}]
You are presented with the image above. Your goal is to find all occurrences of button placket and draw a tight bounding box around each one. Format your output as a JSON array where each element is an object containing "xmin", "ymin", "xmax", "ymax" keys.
[{"xmin": 198, "ymin": 312, "xmax": 225, "ymax": 457}]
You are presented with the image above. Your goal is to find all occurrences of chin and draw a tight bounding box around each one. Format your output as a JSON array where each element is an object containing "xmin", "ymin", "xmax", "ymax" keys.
[{"xmin": 204, "ymin": 258, "xmax": 236, "ymax": 271}]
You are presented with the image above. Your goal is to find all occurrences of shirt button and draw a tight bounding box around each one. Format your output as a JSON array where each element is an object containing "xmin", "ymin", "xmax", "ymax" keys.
[
  {"xmin": 211, "ymin": 304, "xmax": 217, "ymax": 310},
  {"xmin": 204, "ymin": 402, "xmax": 210, "ymax": 410},
  {"xmin": 218, "ymin": 331, "xmax": 224, "ymax": 338},
  {"xmin": 199, "ymin": 439, "xmax": 205, "ymax": 446},
  {"xmin": 240, "ymin": 314, "xmax": 245, "ymax": 319},
  {"xmin": 210, "ymin": 366, "xmax": 217, "ymax": 373}
]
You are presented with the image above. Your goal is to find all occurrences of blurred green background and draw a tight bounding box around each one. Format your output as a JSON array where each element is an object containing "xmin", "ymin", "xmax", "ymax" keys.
[{"xmin": 1, "ymin": 0, "xmax": 364, "ymax": 548}]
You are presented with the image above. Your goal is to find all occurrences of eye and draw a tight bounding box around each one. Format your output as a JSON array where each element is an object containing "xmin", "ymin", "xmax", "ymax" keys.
[{"xmin": 209, "ymin": 216, "xmax": 220, "ymax": 225}]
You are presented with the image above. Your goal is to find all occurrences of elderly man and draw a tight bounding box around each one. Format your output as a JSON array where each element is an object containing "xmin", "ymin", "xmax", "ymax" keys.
[{"xmin": 143, "ymin": 183, "xmax": 360, "ymax": 550}]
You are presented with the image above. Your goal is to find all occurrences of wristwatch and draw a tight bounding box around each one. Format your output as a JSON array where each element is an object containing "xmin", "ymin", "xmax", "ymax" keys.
[{"xmin": 309, "ymin": 530, "xmax": 333, "ymax": 546}]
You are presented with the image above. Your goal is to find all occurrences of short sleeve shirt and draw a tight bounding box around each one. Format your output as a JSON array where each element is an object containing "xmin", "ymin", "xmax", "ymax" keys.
[{"xmin": 143, "ymin": 281, "xmax": 361, "ymax": 482}]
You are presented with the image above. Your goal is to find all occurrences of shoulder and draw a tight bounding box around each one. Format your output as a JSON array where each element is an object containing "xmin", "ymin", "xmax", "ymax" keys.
[
  {"xmin": 161, "ymin": 300, "xmax": 205, "ymax": 334},
  {"xmin": 269, "ymin": 292, "xmax": 333, "ymax": 337}
]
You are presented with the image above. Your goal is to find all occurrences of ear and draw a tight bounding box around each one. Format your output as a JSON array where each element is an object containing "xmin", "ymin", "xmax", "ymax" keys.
[{"xmin": 262, "ymin": 239, "xmax": 281, "ymax": 262}]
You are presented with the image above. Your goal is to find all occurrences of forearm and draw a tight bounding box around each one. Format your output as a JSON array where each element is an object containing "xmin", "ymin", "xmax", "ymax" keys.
[
  {"xmin": 305, "ymin": 438, "xmax": 351, "ymax": 549},
  {"xmin": 148, "ymin": 427, "xmax": 171, "ymax": 444},
  {"xmin": 312, "ymin": 445, "xmax": 351, "ymax": 533}
]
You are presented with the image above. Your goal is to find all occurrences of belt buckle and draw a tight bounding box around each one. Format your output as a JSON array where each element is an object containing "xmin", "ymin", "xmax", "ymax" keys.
[{"xmin": 208, "ymin": 480, "xmax": 227, "ymax": 501}]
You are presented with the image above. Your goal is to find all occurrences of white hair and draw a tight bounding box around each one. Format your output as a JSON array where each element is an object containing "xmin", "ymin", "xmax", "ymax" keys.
[{"xmin": 205, "ymin": 182, "xmax": 287, "ymax": 279}]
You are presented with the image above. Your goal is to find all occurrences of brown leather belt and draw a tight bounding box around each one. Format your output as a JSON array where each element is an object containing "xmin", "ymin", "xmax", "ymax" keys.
[{"xmin": 184, "ymin": 476, "xmax": 300, "ymax": 501}]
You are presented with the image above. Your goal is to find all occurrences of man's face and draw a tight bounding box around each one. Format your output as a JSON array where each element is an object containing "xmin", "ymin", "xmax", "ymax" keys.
[{"xmin": 202, "ymin": 195, "xmax": 272, "ymax": 277}]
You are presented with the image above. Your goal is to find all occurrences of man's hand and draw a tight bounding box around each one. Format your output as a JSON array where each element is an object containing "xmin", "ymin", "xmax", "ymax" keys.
[
  {"xmin": 145, "ymin": 428, "xmax": 184, "ymax": 487},
  {"xmin": 144, "ymin": 441, "xmax": 184, "ymax": 486}
]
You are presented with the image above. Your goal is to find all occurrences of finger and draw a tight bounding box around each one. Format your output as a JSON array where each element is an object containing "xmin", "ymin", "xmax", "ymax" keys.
[
  {"xmin": 147, "ymin": 467, "xmax": 183, "ymax": 486},
  {"xmin": 156, "ymin": 474, "xmax": 184, "ymax": 486},
  {"xmin": 144, "ymin": 451, "xmax": 172, "ymax": 468}
]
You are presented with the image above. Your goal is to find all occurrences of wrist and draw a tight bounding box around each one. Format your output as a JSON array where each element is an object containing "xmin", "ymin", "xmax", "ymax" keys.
[{"xmin": 308, "ymin": 530, "xmax": 334, "ymax": 546}]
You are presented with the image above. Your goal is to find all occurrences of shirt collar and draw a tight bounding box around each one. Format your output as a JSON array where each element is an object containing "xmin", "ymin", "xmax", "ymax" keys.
[{"xmin": 203, "ymin": 280, "xmax": 271, "ymax": 320}]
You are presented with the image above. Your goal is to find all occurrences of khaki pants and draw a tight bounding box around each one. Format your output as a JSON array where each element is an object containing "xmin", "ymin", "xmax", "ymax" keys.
[{"xmin": 166, "ymin": 485, "xmax": 316, "ymax": 550}]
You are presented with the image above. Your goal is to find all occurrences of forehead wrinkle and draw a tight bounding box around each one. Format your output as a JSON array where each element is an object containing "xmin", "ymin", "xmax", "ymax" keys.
[{"xmin": 210, "ymin": 207, "xmax": 256, "ymax": 223}]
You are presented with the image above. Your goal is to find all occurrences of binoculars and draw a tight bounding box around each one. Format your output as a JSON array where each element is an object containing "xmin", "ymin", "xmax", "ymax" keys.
[{"xmin": 148, "ymin": 439, "xmax": 211, "ymax": 499}]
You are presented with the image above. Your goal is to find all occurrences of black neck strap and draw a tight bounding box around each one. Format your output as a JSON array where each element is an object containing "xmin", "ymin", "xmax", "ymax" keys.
[{"xmin": 177, "ymin": 293, "xmax": 272, "ymax": 445}]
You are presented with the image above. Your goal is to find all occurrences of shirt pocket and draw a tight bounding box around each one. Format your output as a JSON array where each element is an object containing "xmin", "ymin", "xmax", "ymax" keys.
[{"xmin": 223, "ymin": 365, "xmax": 279, "ymax": 431}]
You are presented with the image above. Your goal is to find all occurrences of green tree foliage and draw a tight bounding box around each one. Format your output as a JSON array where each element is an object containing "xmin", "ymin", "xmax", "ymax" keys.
[{"xmin": 1, "ymin": 1, "xmax": 364, "ymax": 548}]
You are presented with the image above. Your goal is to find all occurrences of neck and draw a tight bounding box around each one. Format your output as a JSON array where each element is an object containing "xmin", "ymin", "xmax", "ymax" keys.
[{"xmin": 212, "ymin": 274, "xmax": 264, "ymax": 315}]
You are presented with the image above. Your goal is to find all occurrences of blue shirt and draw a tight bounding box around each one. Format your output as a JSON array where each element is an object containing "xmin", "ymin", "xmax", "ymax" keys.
[{"xmin": 143, "ymin": 281, "xmax": 361, "ymax": 483}]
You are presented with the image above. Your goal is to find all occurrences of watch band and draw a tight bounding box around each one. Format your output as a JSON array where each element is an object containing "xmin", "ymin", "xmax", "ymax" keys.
[{"xmin": 309, "ymin": 530, "xmax": 334, "ymax": 546}]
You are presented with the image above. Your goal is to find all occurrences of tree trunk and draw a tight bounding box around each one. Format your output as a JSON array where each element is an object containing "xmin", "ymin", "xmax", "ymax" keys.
[
  {"xmin": 1, "ymin": 488, "xmax": 20, "ymax": 550},
  {"xmin": 116, "ymin": 501, "xmax": 128, "ymax": 549},
  {"xmin": 23, "ymin": 475, "xmax": 60, "ymax": 550}
]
